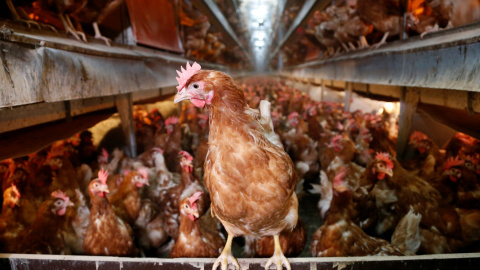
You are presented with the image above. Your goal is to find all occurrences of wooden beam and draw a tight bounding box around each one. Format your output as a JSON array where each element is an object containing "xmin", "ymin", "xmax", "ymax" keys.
[
  {"xmin": 344, "ymin": 82, "xmax": 353, "ymax": 111},
  {"xmin": 321, "ymin": 79, "xmax": 325, "ymax": 101},
  {"xmin": 115, "ymin": 93, "xmax": 137, "ymax": 157},
  {"xmin": 0, "ymin": 111, "xmax": 113, "ymax": 160},
  {"xmin": 397, "ymin": 88, "xmax": 420, "ymax": 159}
]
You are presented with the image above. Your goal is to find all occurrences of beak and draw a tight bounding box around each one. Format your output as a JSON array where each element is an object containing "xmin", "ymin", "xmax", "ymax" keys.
[
  {"xmin": 174, "ymin": 88, "xmax": 190, "ymax": 103},
  {"xmin": 100, "ymin": 185, "xmax": 110, "ymax": 193},
  {"xmin": 385, "ymin": 168, "xmax": 393, "ymax": 177},
  {"xmin": 68, "ymin": 201, "xmax": 74, "ymax": 207},
  {"xmin": 192, "ymin": 211, "xmax": 200, "ymax": 219}
]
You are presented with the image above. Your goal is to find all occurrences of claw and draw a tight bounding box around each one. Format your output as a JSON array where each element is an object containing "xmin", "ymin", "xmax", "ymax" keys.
[
  {"xmin": 371, "ymin": 32, "xmax": 389, "ymax": 50},
  {"xmin": 265, "ymin": 235, "xmax": 291, "ymax": 270},
  {"xmin": 213, "ymin": 234, "xmax": 241, "ymax": 270},
  {"xmin": 93, "ymin": 22, "xmax": 111, "ymax": 46},
  {"xmin": 212, "ymin": 252, "xmax": 240, "ymax": 270}
]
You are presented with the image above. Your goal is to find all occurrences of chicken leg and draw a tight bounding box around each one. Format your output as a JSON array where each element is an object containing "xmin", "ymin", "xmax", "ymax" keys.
[
  {"xmin": 212, "ymin": 234, "xmax": 240, "ymax": 270},
  {"xmin": 92, "ymin": 22, "xmax": 112, "ymax": 46},
  {"xmin": 265, "ymin": 235, "xmax": 291, "ymax": 270},
  {"xmin": 371, "ymin": 32, "xmax": 389, "ymax": 50},
  {"xmin": 59, "ymin": 13, "xmax": 86, "ymax": 42},
  {"xmin": 6, "ymin": 0, "xmax": 40, "ymax": 29}
]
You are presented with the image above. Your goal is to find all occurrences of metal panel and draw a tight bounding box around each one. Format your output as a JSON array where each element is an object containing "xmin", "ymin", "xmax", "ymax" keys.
[
  {"xmin": 0, "ymin": 20, "xmax": 231, "ymax": 109},
  {"xmin": 283, "ymin": 23, "xmax": 480, "ymax": 92},
  {"xmin": 2, "ymin": 253, "xmax": 480, "ymax": 270}
]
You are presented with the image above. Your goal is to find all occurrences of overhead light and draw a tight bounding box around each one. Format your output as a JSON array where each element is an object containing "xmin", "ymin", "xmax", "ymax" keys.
[
  {"xmin": 254, "ymin": 40, "xmax": 265, "ymax": 47},
  {"xmin": 251, "ymin": 5, "xmax": 268, "ymax": 18}
]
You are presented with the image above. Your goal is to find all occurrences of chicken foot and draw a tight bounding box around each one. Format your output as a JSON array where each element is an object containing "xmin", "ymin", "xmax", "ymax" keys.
[
  {"xmin": 357, "ymin": 36, "xmax": 369, "ymax": 49},
  {"xmin": 5, "ymin": 0, "xmax": 46, "ymax": 30},
  {"xmin": 265, "ymin": 235, "xmax": 291, "ymax": 270},
  {"xmin": 59, "ymin": 13, "xmax": 86, "ymax": 43},
  {"xmin": 212, "ymin": 234, "xmax": 240, "ymax": 270},
  {"xmin": 371, "ymin": 32, "xmax": 389, "ymax": 50},
  {"xmin": 93, "ymin": 22, "xmax": 112, "ymax": 46},
  {"xmin": 420, "ymin": 21, "xmax": 454, "ymax": 39}
]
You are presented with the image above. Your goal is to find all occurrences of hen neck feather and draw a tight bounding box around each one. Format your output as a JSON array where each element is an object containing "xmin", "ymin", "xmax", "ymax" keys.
[
  {"xmin": 179, "ymin": 213, "xmax": 201, "ymax": 238},
  {"xmin": 208, "ymin": 86, "xmax": 262, "ymax": 143},
  {"xmin": 90, "ymin": 195, "xmax": 111, "ymax": 217}
]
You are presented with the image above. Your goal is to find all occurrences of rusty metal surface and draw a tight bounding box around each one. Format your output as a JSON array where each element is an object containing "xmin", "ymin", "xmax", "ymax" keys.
[
  {"xmin": 2, "ymin": 253, "xmax": 480, "ymax": 270},
  {"xmin": 0, "ymin": 20, "xmax": 235, "ymax": 108},
  {"xmin": 282, "ymin": 22, "xmax": 480, "ymax": 92}
]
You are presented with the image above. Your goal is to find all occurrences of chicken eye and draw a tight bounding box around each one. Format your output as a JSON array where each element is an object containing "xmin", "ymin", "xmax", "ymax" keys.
[
  {"xmin": 193, "ymin": 83, "xmax": 199, "ymax": 89},
  {"xmin": 185, "ymin": 204, "xmax": 190, "ymax": 209},
  {"xmin": 55, "ymin": 200, "xmax": 63, "ymax": 206}
]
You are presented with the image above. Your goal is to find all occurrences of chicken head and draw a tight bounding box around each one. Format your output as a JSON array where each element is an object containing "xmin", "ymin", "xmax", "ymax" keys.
[
  {"xmin": 134, "ymin": 168, "xmax": 150, "ymax": 188},
  {"xmin": 50, "ymin": 190, "xmax": 74, "ymax": 216},
  {"xmin": 180, "ymin": 192, "xmax": 202, "ymax": 221},
  {"xmin": 174, "ymin": 62, "xmax": 214, "ymax": 108},
  {"xmin": 3, "ymin": 184, "xmax": 21, "ymax": 208},
  {"xmin": 89, "ymin": 169, "xmax": 110, "ymax": 198},
  {"xmin": 443, "ymin": 156, "xmax": 465, "ymax": 183},
  {"xmin": 372, "ymin": 152, "xmax": 394, "ymax": 180}
]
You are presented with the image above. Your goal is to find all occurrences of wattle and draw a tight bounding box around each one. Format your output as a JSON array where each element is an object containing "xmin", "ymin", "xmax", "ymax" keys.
[
  {"xmin": 377, "ymin": 172, "xmax": 386, "ymax": 180},
  {"xmin": 449, "ymin": 175, "xmax": 458, "ymax": 182},
  {"xmin": 57, "ymin": 207, "xmax": 66, "ymax": 216},
  {"xmin": 191, "ymin": 98, "xmax": 206, "ymax": 108}
]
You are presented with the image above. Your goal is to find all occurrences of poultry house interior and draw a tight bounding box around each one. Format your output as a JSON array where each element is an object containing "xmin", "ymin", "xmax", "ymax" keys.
[{"xmin": 1, "ymin": 0, "xmax": 480, "ymax": 269}]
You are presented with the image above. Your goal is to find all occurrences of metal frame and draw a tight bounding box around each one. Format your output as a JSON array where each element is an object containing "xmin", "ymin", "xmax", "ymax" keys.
[
  {"xmin": 0, "ymin": 20, "xmax": 249, "ymax": 158},
  {"xmin": 267, "ymin": 0, "xmax": 329, "ymax": 65},
  {"xmin": 2, "ymin": 253, "xmax": 480, "ymax": 270},
  {"xmin": 282, "ymin": 22, "xmax": 480, "ymax": 92}
]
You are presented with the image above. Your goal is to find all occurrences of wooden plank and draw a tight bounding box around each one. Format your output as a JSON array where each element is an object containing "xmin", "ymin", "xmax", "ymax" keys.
[
  {"xmin": 345, "ymin": 82, "xmax": 353, "ymax": 112},
  {"xmin": 0, "ymin": 102, "xmax": 65, "ymax": 133},
  {"xmin": 397, "ymin": 88, "xmax": 420, "ymax": 159},
  {"xmin": 0, "ymin": 111, "xmax": 113, "ymax": 160},
  {"xmin": 0, "ymin": 41, "xmax": 43, "ymax": 107}
]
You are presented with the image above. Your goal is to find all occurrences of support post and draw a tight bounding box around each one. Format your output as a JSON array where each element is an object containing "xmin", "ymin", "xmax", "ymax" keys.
[
  {"xmin": 344, "ymin": 82, "xmax": 352, "ymax": 112},
  {"xmin": 320, "ymin": 79, "xmax": 325, "ymax": 101},
  {"xmin": 115, "ymin": 93, "xmax": 137, "ymax": 157},
  {"xmin": 396, "ymin": 87, "xmax": 420, "ymax": 160}
]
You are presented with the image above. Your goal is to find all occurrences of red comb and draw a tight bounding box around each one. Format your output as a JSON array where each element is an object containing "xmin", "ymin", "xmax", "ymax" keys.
[
  {"xmin": 47, "ymin": 146, "xmax": 64, "ymax": 160},
  {"xmin": 444, "ymin": 156, "xmax": 465, "ymax": 170},
  {"xmin": 165, "ymin": 116, "xmax": 179, "ymax": 126},
  {"xmin": 51, "ymin": 190, "xmax": 69, "ymax": 202},
  {"xmin": 288, "ymin": 112, "xmax": 299, "ymax": 120},
  {"xmin": 375, "ymin": 152, "xmax": 394, "ymax": 170},
  {"xmin": 138, "ymin": 167, "xmax": 149, "ymax": 181},
  {"xmin": 102, "ymin": 148, "xmax": 108, "ymax": 158},
  {"xmin": 152, "ymin": 147, "xmax": 164, "ymax": 154},
  {"xmin": 409, "ymin": 131, "xmax": 428, "ymax": 142},
  {"xmin": 197, "ymin": 114, "xmax": 208, "ymax": 121},
  {"xmin": 11, "ymin": 184, "xmax": 20, "ymax": 198},
  {"xmin": 189, "ymin": 191, "xmax": 203, "ymax": 210},
  {"xmin": 179, "ymin": 151, "xmax": 193, "ymax": 161},
  {"xmin": 176, "ymin": 62, "xmax": 201, "ymax": 91},
  {"xmin": 98, "ymin": 169, "xmax": 108, "ymax": 185},
  {"xmin": 333, "ymin": 167, "xmax": 348, "ymax": 187},
  {"xmin": 466, "ymin": 155, "xmax": 480, "ymax": 165},
  {"xmin": 332, "ymin": 134, "xmax": 342, "ymax": 144}
]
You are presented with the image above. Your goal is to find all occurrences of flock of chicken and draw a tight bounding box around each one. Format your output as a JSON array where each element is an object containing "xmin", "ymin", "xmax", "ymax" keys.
[
  {"xmin": 281, "ymin": 0, "xmax": 480, "ymax": 65},
  {"xmin": 1, "ymin": 77, "xmax": 480, "ymax": 258},
  {"xmin": 3, "ymin": 0, "xmax": 249, "ymax": 68}
]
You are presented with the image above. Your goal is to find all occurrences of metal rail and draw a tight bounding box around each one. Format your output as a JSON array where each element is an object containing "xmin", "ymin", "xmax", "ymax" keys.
[
  {"xmin": 267, "ymin": 0, "xmax": 326, "ymax": 65},
  {"xmin": 201, "ymin": 0, "xmax": 253, "ymax": 64},
  {"xmin": 2, "ymin": 253, "xmax": 480, "ymax": 270},
  {"xmin": 282, "ymin": 22, "xmax": 480, "ymax": 92}
]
